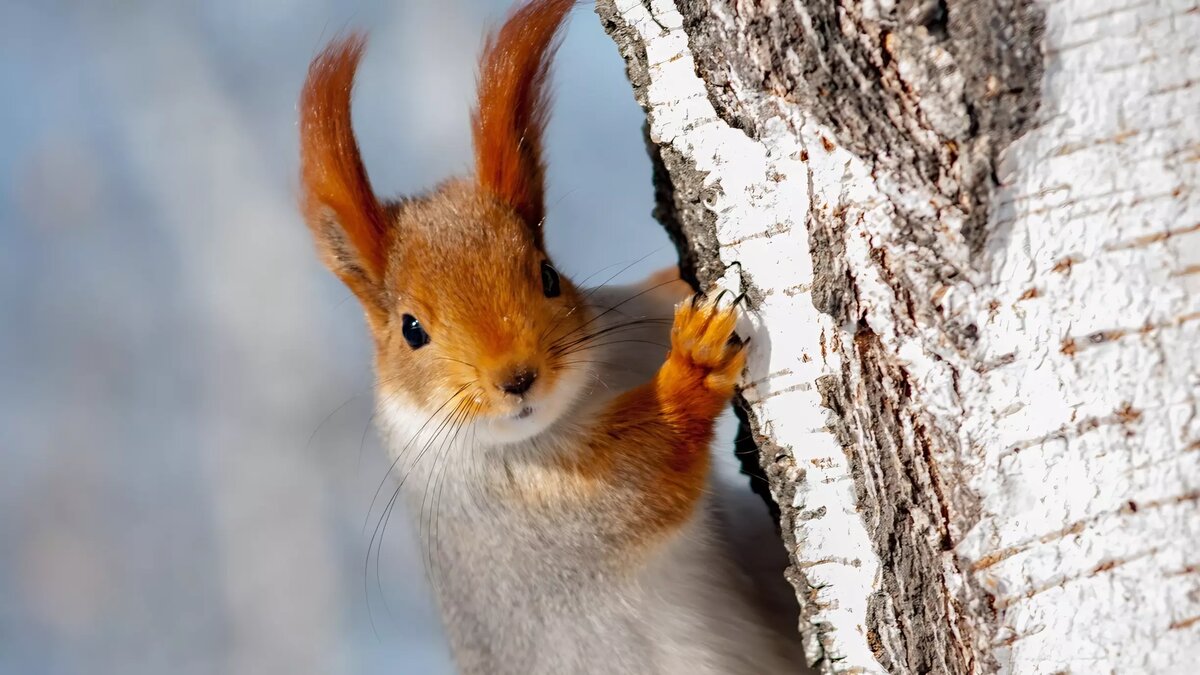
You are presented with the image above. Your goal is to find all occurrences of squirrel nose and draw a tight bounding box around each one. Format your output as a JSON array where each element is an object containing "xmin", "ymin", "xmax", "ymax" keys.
[{"xmin": 500, "ymin": 368, "xmax": 537, "ymax": 396}]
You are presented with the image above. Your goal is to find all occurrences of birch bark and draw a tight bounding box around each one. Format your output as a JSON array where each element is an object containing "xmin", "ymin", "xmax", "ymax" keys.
[{"xmin": 598, "ymin": 0, "xmax": 1200, "ymax": 672}]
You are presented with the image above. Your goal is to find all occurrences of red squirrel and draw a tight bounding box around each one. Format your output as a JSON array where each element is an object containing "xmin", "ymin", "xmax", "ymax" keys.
[{"xmin": 299, "ymin": 1, "xmax": 800, "ymax": 672}]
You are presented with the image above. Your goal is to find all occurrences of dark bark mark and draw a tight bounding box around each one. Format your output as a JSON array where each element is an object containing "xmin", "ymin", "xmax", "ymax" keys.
[
  {"xmin": 676, "ymin": 0, "xmax": 1045, "ymax": 256},
  {"xmin": 806, "ymin": 187, "xmax": 851, "ymax": 322},
  {"xmin": 596, "ymin": 2, "xmax": 724, "ymax": 290},
  {"xmin": 647, "ymin": 137, "xmax": 724, "ymax": 289},
  {"xmin": 821, "ymin": 326, "xmax": 986, "ymax": 674}
]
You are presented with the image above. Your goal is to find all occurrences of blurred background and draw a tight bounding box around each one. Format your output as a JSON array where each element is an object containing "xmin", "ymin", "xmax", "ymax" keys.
[{"xmin": 0, "ymin": 0, "xmax": 690, "ymax": 673}]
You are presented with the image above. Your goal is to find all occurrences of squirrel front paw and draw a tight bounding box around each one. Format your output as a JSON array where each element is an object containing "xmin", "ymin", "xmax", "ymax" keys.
[{"xmin": 665, "ymin": 292, "xmax": 747, "ymax": 398}]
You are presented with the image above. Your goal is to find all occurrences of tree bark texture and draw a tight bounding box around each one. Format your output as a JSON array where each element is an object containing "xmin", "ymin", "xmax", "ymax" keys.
[{"xmin": 598, "ymin": 0, "xmax": 1199, "ymax": 673}]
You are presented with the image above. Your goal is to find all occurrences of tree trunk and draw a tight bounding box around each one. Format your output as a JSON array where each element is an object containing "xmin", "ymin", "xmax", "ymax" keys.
[{"xmin": 598, "ymin": 0, "xmax": 1199, "ymax": 672}]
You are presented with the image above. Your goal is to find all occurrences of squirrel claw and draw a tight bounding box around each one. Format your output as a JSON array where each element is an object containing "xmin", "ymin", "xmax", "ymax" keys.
[{"xmin": 669, "ymin": 293, "xmax": 747, "ymax": 395}]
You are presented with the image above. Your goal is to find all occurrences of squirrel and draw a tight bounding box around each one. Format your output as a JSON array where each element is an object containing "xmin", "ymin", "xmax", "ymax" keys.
[{"xmin": 298, "ymin": 0, "xmax": 802, "ymax": 673}]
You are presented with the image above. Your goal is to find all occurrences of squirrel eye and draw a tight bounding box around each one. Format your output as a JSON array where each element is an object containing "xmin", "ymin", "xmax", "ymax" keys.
[
  {"xmin": 400, "ymin": 314, "xmax": 430, "ymax": 350},
  {"xmin": 541, "ymin": 261, "xmax": 561, "ymax": 298}
]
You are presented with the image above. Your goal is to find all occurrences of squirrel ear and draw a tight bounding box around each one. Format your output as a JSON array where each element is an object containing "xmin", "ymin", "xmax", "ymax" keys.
[
  {"xmin": 472, "ymin": 0, "xmax": 574, "ymax": 233},
  {"xmin": 300, "ymin": 34, "xmax": 391, "ymax": 311}
]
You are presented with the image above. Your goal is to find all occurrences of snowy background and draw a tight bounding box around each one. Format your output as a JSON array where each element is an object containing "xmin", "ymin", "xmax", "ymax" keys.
[{"xmin": 0, "ymin": 1, "xmax": 680, "ymax": 673}]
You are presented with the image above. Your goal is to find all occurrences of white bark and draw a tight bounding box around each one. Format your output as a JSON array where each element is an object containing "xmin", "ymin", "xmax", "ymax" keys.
[{"xmin": 600, "ymin": 0, "xmax": 1199, "ymax": 673}]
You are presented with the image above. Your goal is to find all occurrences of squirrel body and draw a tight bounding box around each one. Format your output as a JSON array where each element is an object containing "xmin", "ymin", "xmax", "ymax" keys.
[
  {"xmin": 378, "ymin": 281, "xmax": 796, "ymax": 674},
  {"xmin": 298, "ymin": 1, "xmax": 802, "ymax": 673}
]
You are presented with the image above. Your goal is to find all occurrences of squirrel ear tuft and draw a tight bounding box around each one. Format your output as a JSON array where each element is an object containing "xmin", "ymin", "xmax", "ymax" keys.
[
  {"xmin": 300, "ymin": 34, "xmax": 390, "ymax": 308},
  {"xmin": 472, "ymin": 0, "xmax": 574, "ymax": 232}
]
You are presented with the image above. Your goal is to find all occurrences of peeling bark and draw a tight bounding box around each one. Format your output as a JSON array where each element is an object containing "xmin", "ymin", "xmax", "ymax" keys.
[{"xmin": 600, "ymin": 0, "xmax": 1200, "ymax": 672}]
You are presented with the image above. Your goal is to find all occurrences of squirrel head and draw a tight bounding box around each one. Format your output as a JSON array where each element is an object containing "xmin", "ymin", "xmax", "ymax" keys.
[{"xmin": 299, "ymin": 0, "xmax": 589, "ymax": 444}]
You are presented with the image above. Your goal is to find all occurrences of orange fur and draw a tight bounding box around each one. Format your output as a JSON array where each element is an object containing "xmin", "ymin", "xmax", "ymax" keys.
[
  {"xmin": 533, "ymin": 296, "xmax": 745, "ymax": 551},
  {"xmin": 600, "ymin": 297, "xmax": 745, "ymax": 539},
  {"xmin": 299, "ymin": 35, "xmax": 390, "ymax": 304},
  {"xmin": 370, "ymin": 183, "xmax": 589, "ymax": 419},
  {"xmin": 472, "ymin": 0, "xmax": 575, "ymax": 231}
]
